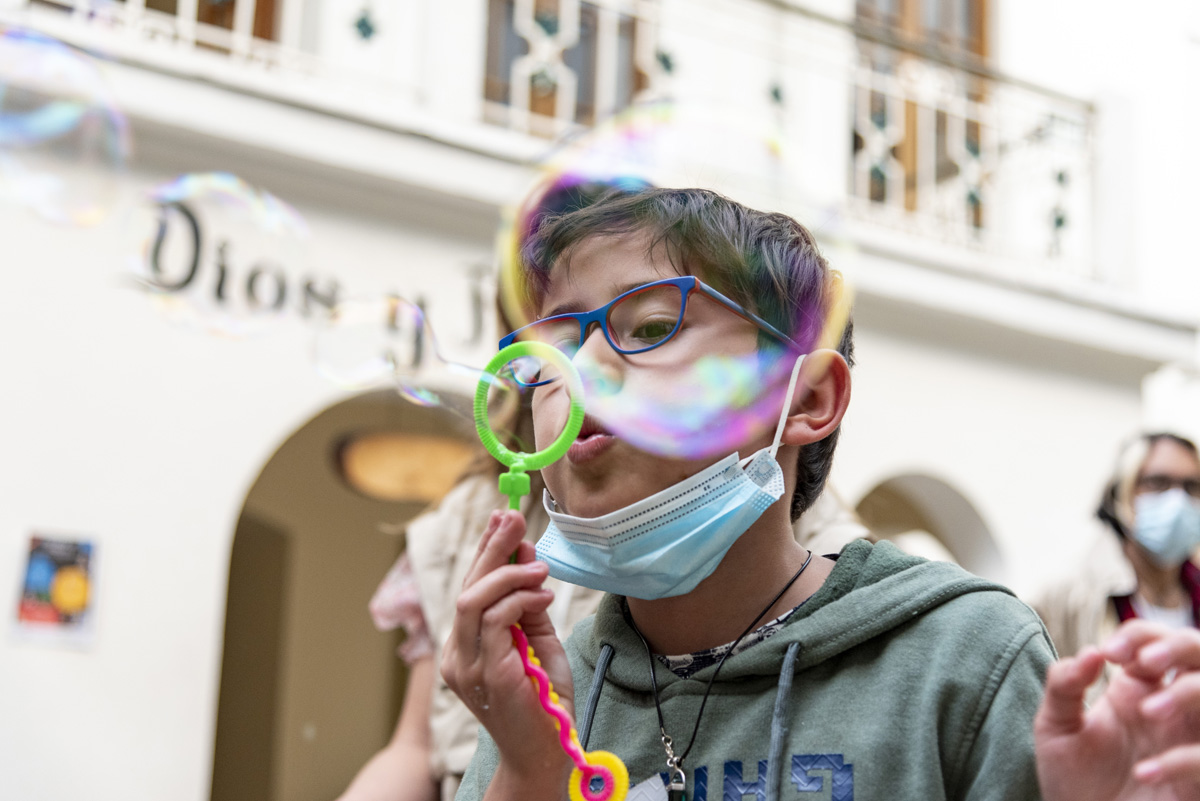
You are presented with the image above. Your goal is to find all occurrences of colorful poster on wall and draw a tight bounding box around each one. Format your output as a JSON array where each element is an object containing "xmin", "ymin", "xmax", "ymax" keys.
[{"xmin": 15, "ymin": 535, "xmax": 97, "ymax": 646}]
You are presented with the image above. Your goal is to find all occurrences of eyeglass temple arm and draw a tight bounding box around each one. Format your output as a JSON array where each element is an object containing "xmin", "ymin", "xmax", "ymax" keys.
[{"xmin": 695, "ymin": 282, "xmax": 802, "ymax": 350}]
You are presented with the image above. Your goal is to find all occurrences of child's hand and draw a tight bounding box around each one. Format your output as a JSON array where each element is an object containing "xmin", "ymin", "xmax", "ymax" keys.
[
  {"xmin": 1035, "ymin": 621, "xmax": 1200, "ymax": 801},
  {"xmin": 441, "ymin": 509, "xmax": 573, "ymax": 794}
]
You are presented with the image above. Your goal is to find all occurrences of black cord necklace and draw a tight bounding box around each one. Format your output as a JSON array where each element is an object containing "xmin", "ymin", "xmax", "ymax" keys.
[{"xmin": 628, "ymin": 549, "xmax": 814, "ymax": 801}]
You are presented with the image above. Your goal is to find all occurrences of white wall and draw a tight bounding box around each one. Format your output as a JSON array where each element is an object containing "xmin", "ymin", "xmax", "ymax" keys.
[
  {"xmin": 996, "ymin": 0, "xmax": 1200, "ymax": 317},
  {"xmin": 835, "ymin": 311, "xmax": 1146, "ymax": 596},
  {"xmin": 0, "ymin": 156, "xmax": 496, "ymax": 800}
]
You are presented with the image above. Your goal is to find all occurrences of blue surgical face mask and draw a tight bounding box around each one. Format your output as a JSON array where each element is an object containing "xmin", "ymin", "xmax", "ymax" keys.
[
  {"xmin": 1133, "ymin": 488, "xmax": 1200, "ymax": 567},
  {"xmin": 534, "ymin": 355, "xmax": 803, "ymax": 600}
]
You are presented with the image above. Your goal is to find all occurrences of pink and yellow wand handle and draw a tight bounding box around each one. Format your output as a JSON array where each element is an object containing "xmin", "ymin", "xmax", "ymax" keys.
[{"xmin": 473, "ymin": 342, "xmax": 629, "ymax": 801}]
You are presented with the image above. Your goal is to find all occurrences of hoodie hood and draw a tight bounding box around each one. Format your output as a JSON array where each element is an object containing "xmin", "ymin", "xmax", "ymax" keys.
[{"xmin": 573, "ymin": 539, "xmax": 1013, "ymax": 692}]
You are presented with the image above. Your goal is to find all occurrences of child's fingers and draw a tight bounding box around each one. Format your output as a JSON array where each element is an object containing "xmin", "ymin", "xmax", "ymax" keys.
[
  {"xmin": 479, "ymin": 588, "xmax": 557, "ymax": 640},
  {"xmin": 1142, "ymin": 672, "xmax": 1200, "ymax": 721},
  {"xmin": 1036, "ymin": 648, "xmax": 1105, "ymax": 737},
  {"xmin": 1132, "ymin": 629, "xmax": 1200, "ymax": 681},
  {"xmin": 459, "ymin": 561, "xmax": 550, "ymax": 620},
  {"xmin": 1102, "ymin": 620, "xmax": 1174, "ymax": 665},
  {"xmin": 1133, "ymin": 743, "xmax": 1200, "ymax": 786},
  {"xmin": 461, "ymin": 510, "xmax": 527, "ymax": 590},
  {"xmin": 453, "ymin": 560, "xmax": 549, "ymax": 663},
  {"xmin": 511, "ymin": 539, "xmax": 538, "ymax": 565},
  {"xmin": 464, "ymin": 588, "xmax": 555, "ymax": 694},
  {"xmin": 462, "ymin": 510, "xmax": 502, "ymax": 584},
  {"xmin": 471, "ymin": 589, "xmax": 556, "ymax": 684},
  {"xmin": 443, "ymin": 587, "xmax": 555, "ymax": 714}
]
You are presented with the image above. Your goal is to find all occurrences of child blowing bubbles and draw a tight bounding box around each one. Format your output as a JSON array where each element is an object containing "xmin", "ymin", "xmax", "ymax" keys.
[{"xmin": 443, "ymin": 189, "xmax": 1200, "ymax": 801}]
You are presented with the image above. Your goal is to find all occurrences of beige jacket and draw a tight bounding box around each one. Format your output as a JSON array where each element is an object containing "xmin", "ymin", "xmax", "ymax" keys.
[
  {"xmin": 1030, "ymin": 525, "xmax": 1138, "ymax": 703},
  {"xmin": 404, "ymin": 474, "xmax": 871, "ymax": 798},
  {"xmin": 1032, "ymin": 527, "xmax": 1135, "ymax": 660}
]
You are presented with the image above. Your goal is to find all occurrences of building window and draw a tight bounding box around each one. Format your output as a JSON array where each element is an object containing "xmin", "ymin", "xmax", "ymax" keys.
[
  {"xmin": 857, "ymin": 0, "xmax": 985, "ymax": 58},
  {"xmin": 484, "ymin": 0, "xmax": 653, "ymax": 135},
  {"xmin": 852, "ymin": 0, "xmax": 988, "ymax": 232},
  {"xmin": 32, "ymin": 0, "xmax": 280, "ymax": 48}
]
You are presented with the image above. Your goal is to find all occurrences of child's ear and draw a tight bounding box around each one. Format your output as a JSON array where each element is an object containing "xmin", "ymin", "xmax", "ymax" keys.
[{"xmin": 779, "ymin": 349, "xmax": 851, "ymax": 446}]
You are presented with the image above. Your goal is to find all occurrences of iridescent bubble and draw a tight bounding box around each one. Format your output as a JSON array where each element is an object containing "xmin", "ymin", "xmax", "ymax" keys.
[
  {"xmin": 150, "ymin": 172, "xmax": 307, "ymax": 237},
  {"xmin": 314, "ymin": 295, "xmax": 525, "ymax": 436},
  {"xmin": 314, "ymin": 296, "xmax": 439, "ymax": 394},
  {"xmin": 493, "ymin": 103, "xmax": 843, "ymax": 461},
  {"xmin": 0, "ymin": 27, "xmax": 130, "ymax": 226},
  {"xmin": 578, "ymin": 274, "xmax": 853, "ymax": 461},
  {"xmin": 127, "ymin": 172, "xmax": 310, "ymax": 337},
  {"xmin": 576, "ymin": 350, "xmax": 794, "ymax": 460}
]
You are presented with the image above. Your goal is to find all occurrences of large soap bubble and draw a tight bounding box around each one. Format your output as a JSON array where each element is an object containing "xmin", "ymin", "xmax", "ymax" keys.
[
  {"xmin": 0, "ymin": 27, "xmax": 130, "ymax": 226},
  {"xmin": 127, "ymin": 172, "xmax": 312, "ymax": 337},
  {"xmin": 314, "ymin": 296, "xmax": 448, "ymax": 402},
  {"xmin": 495, "ymin": 102, "xmax": 844, "ymax": 462}
]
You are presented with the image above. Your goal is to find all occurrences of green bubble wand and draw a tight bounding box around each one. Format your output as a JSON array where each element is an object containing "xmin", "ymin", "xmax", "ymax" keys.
[{"xmin": 473, "ymin": 341, "xmax": 629, "ymax": 801}]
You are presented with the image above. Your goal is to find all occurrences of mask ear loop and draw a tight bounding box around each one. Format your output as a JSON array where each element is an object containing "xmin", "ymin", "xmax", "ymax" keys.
[{"xmin": 768, "ymin": 353, "xmax": 808, "ymax": 461}]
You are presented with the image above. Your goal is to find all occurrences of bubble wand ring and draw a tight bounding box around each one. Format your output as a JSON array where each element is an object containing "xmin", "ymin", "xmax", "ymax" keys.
[
  {"xmin": 473, "ymin": 342, "xmax": 585, "ymax": 509},
  {"xmin": 473, "ymin": 342, "xmax": 629, "ymax": 801}
]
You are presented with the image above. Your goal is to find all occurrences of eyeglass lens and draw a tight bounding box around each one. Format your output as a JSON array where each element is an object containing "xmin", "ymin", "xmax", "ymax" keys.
[
  {"xmin": 1137, "ymin": 474, "xmax": 1200, "ymax": 499},
  {"xmin": 510, "ymin": 284, "xmax": 685, "ymax": 385}
]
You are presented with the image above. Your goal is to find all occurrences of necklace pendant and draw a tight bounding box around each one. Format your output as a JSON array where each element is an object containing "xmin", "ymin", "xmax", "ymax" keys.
[{"xmin": 667, "ymin": 777, "xmax": 686, "ymax": 801}]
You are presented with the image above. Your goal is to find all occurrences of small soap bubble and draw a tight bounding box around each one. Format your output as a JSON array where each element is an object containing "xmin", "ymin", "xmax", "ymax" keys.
[
  {"xmin": 314, "ymin": 296, "xmax": 435, "ymax": 392},
  {"xmin": 314, "ymin": 295, "xmax": 524, "ymax": 438},
  {"xmin": 0, "ymin": 27, "xmax": 130, "ymax": 226},
  {"xmin": 149, "ymin": 172, "xmax": 309, "ymax": 237},
  {"xmin": 127, "ymin": 172, "xmax": 310, "ymax": 337}
]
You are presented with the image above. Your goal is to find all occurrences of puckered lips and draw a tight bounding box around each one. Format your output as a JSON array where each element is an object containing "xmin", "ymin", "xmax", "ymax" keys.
[{"xmin": 568, "ymin": 414, "xmax": 615, "ymax": 463}]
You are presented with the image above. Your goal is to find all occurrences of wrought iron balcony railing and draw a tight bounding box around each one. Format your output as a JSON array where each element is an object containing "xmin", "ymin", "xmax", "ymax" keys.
[
  {"xmin": 3, "ymin": 0, "xmax": 1097, "ymax": 285},
  {"xmin": 850, "ymin": 37, "xmax": 1095, "ymax": 279}
]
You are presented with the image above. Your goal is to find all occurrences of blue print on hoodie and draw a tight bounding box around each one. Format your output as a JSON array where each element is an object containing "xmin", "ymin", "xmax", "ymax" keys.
[{"xmin": 666, "ymin": 755, "xmax": 852, "ymax": 800}]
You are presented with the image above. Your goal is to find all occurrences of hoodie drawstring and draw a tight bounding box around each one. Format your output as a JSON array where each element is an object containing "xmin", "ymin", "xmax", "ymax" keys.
[
  {"xmin": 584, "ymin": 628, "xmax": 802, "ymax": 795},
  {"xmin": 766, "ymin": 642, "xmax": 801, "ymax": 801},
  {"xmin": 580, "ymin": 643, "xmax": 615, "ymax": 749}
]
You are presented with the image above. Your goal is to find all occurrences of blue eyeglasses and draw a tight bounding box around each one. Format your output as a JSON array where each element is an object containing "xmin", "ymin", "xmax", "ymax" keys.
[{"xmin": 498, "ymin": 275, "xmax": 800, "ymax": 387}]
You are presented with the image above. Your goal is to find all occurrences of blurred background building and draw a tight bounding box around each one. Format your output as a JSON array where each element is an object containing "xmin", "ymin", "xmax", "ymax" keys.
[{"xmin": 1, "ymin": 0, "xmax": 1198, "ymax": 799}]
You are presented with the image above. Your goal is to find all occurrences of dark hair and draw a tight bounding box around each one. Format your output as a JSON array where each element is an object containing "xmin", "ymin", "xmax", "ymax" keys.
[
  {"xmin": 518, "ymin": 174, "xmax": 654, "ymax": 245},
  {"xmin": 1097, "ymin": 431, "xmax": 1200, "ymax": 539},
  {"xmin": 521, "ymin": 187, "xmax": 855, "ymax": 519}
]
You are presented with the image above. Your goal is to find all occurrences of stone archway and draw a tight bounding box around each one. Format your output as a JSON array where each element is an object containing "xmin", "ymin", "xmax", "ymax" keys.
[
  {"xmin": 855, "ymin": 473, "xmax": 1006, "ymax": 583},
  {"xmin": 210, "ymin": 390, "xmax": 475, "ymax": 801}
]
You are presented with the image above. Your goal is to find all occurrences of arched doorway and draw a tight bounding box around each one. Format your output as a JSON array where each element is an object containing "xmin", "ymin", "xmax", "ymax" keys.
[
  {"xmin": 855, "ymin": 474, "xmax": 1007, "ymax": 582},
  {"xmin": 210, "ymin": 390, "xmax": 475, "ymax": 801}
]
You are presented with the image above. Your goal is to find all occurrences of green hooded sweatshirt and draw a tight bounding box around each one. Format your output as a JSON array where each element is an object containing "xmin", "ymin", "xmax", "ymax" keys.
[{"xmin": 458, "ymin": 540, "xmax": 1055, "ymax": 801}]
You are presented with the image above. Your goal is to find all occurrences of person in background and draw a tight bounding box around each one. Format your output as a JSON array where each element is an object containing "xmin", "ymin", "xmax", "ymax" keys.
[
  {"xmin": 1035, "ymin": 432, "xmax": 1200, "ymax": 676},
  {"xmin": 336, "ymin": 177, "xmax": 873, "ymax": 801}
]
